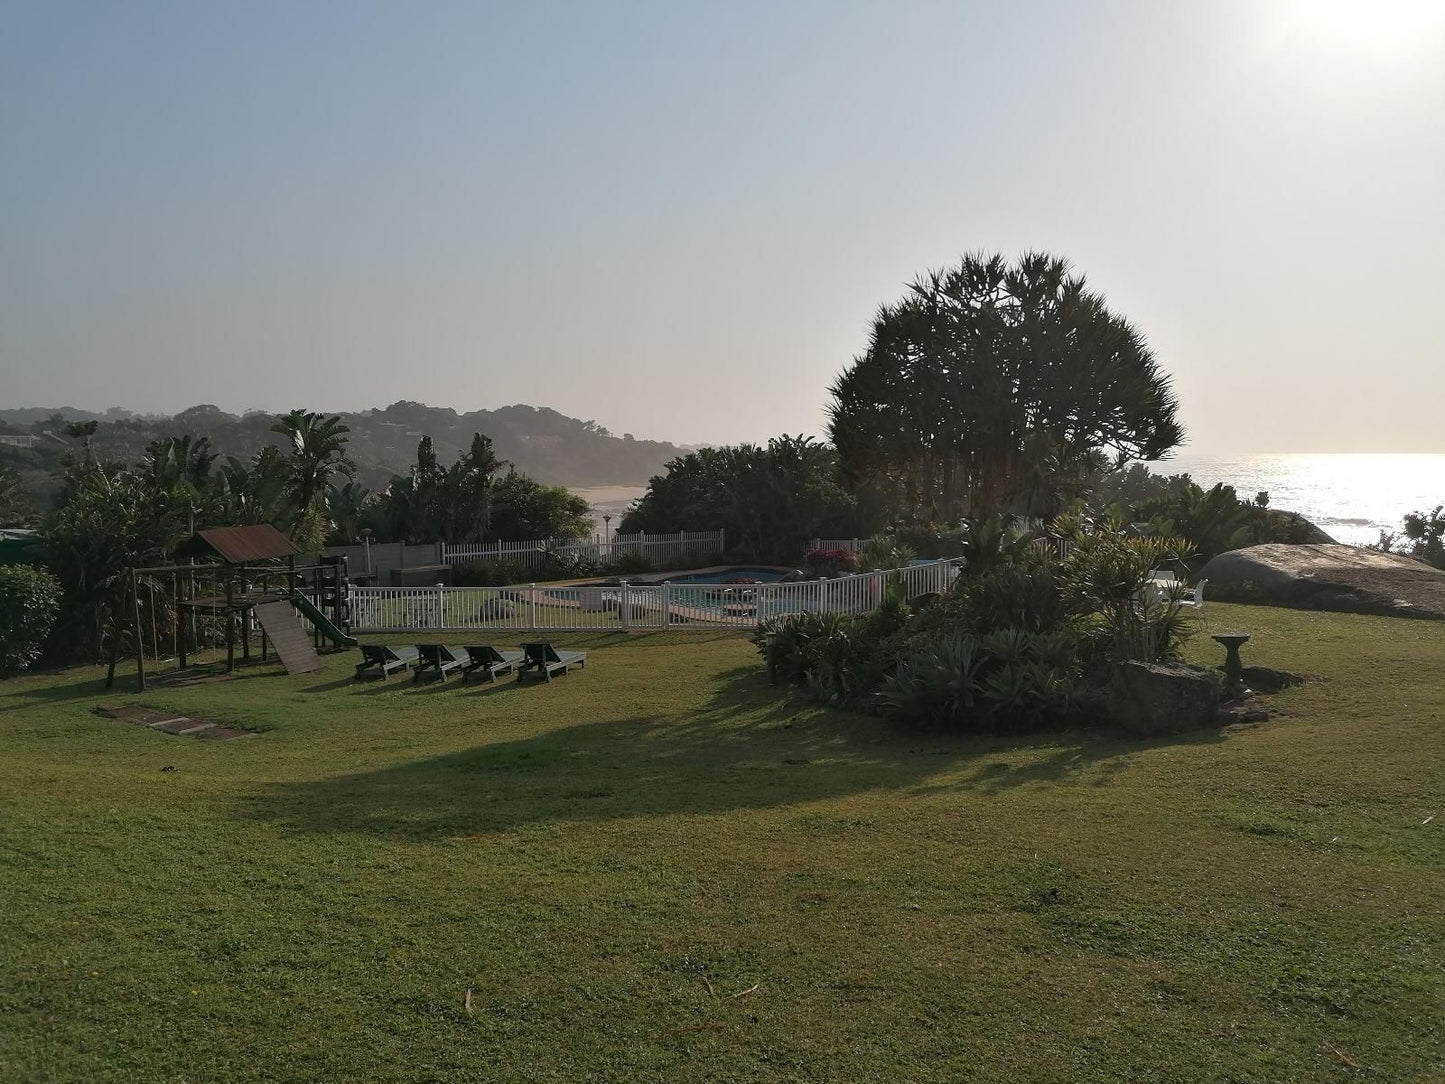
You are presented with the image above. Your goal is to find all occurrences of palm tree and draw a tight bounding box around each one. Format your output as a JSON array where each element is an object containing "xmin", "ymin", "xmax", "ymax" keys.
[
  {"xmin": 270, "ymin": 410, "xmax": 354, "ymax": 547},
  {"xmin": 326, "ymin": 480, "xmax": 374, "ymax": 544},
  {"xmin": 141, "ymin": 435, "xmax": 217, "ymax": 501},
  {"xmin": 214, "ymin": 448, "xmax": 292, "ymax": 527}
]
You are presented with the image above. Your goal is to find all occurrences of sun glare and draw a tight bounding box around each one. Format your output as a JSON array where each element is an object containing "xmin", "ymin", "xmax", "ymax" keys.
[{"xmin": 1287, "ymin": 0, "xmax": 1445, "ymax": 53}]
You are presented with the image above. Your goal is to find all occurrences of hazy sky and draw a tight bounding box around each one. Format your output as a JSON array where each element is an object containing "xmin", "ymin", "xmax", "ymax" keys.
[{"xmin": 2, "ymin": 0, "xmax": 1442, "ymax": 453}]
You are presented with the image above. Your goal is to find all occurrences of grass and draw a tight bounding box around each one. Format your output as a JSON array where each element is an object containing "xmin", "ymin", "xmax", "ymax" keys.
[{"xmin": 1, "ymin": 604, "xmax": 1441, "ymax": 1082}]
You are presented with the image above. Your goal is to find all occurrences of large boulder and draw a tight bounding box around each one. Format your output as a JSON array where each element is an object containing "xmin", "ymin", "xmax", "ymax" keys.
[
  {"xmin": 1199, "ymin": 544, "xmax": 1445, "ymax": 620},
  {"xmin": 1110, "ymin": 661, "xmax": 1221, "ymax": 737},
  {"xmin": 1261, "ymin": 508, "xmax": 1337, "ymax": 545},
  {"xmin": 477, "ymin": 598, "xmax": 515, "ymax": 620}
]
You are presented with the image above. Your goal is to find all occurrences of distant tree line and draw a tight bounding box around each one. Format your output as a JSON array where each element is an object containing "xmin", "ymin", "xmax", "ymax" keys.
[
  {"xmin": 0, "ymin": 399, "xmax": 685, "ymax": 513},
  {"xmin": 18, "ymin": 409, "xmax": 590, "ymax": 661}
]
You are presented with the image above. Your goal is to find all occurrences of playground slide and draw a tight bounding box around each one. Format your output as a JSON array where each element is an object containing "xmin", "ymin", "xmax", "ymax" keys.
[{"xmin": 286, "ymin": 591, "xmax": 359, "ymax": 648}]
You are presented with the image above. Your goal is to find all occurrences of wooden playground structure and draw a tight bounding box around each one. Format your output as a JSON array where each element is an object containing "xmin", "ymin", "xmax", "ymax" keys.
[{"xmin": 106, "ymin": 525, "xmax": 356, "ymax": 691}]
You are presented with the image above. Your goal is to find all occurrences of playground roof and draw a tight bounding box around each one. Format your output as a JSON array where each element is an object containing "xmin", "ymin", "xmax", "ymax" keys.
[{"xmin": 174, "ymin": 525, "xmax": 299, "ymax": 564}]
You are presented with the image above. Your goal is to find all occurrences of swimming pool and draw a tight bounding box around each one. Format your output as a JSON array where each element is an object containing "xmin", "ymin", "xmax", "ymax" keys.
[{"xmin": 657, "ymin": 566, "xmax": 787, "ymax": 585}]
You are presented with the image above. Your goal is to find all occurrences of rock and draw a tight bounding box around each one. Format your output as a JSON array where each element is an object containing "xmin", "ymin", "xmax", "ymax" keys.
[
  {"xmin": 1218, "ymin": 698, "xmax": 1272, "ymax": 725},
  {"xmin": 778, "ymin": 569, "xmax": 808, "ymax": 583},
  {"xmin": 1199, "ymin": 544, "xmax": 1445, "ymax": 620},
  {"xmin": 1261, "ymin": 508, "xmax": 1337, "ymax": 545},
  {"xmin": 1110, "ymin": 661, "xmax": 1221, "ymax": 737},
  {"xmin": 477, "ymin": 598, "xmax": 515, "ymax": 620},
  {"xmin": 1239, "ymin": 665, "xmax": 1306, "ymax": 692}
]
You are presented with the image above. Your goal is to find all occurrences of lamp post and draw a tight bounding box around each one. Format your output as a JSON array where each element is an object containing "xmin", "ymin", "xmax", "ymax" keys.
[{"xmin": 602, "ymin": 514, "xmax": 612, "ymax": 547}]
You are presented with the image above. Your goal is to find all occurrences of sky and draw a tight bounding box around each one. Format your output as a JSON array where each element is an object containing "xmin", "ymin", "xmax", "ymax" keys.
[{"xmin": 2, "ymin": 0, "xmax": 1442, "ymax": 453}]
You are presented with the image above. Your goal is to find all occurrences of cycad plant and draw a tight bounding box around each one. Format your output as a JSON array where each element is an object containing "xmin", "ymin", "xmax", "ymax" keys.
[{"xmin": 1059, "ymin": 515, "xmax": 1194, "ymax": 663}]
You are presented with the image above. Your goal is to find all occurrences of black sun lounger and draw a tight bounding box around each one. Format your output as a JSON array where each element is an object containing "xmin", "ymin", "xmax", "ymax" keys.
[{"xmin": 517, "ymin": 642, "xmax": 587, "ymax": 683}]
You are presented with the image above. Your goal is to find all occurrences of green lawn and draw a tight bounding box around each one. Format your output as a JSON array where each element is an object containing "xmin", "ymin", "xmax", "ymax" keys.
[{"xmin": 1, "ymin": 605, "xmax": 1441, "ymax": 1082}]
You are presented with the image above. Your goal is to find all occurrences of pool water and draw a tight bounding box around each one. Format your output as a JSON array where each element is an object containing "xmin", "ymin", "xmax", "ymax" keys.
[{"xmin": 660, "ymin": 566, "xmax": 786, "ymax": 584}]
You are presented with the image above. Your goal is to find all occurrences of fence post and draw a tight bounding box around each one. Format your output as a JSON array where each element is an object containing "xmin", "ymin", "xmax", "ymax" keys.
[
  {"xmin": 816, "ymin": 577, "xmax": 826, "ymax": 613},
  {"xmin": 663, "ymin": 582, "xmax": 672, "ymax": 627},
  {"xmin": 436, "ymin": 583, "xmax": 445, "ymax": 629},
  {"xmin": 620, "ymin": 580, "xmax": 631, "ymax": 631},
  {"xmin": 529, "ymin": 584, "xmax": 537, "ymax": 631}
]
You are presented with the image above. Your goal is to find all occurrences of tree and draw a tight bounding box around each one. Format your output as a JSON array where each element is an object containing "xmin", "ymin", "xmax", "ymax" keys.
[
  {"xmin": 0, "ymin": 564, "xmax": 62, "ymax": 676},
  {"xmin": 326, "ymin": 481, "xmax": 375, "ymax": 545},
  {"xmin": 828, "ymin": 252, "xmax": 1183, "ymax": 522},
  {"xmin": 371, "ymin": 433, "xmax": 509, "ymax": 544},
  {"xmin": 0, "ymin": 466, "xmax": 29, "ymax": 524},
  {"xmin": 270, "ymin": 410, "xmax": 354, "ymax": 549},
  {"xmin": 620, "ymin": 436, "xmax": 867, "ymax": 562},
  {"xmin": 43, "ymin": 462, "xmax": 192, "ymax": 660},
  {"xmin": 487, "ymin": 469, "xmax": 591, "ymax": 541},
  {"xmin": 139, "ymin": 435, "xmax": 217, "ymax": 517},
  {"xmin": 214, "ymin": 448, "xmax": 292, "ymax": 527}
]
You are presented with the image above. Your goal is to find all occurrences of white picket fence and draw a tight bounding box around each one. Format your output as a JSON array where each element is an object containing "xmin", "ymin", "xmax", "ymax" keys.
[
  {"xmin": 809, "ymin": 538, "xmax": 868, "ymax": 554},
  {"xmin": 441, "ymin": 530, "xmax": 725, "ymax": 571},
  {"xmin": 347, "ymin": 558, "xmax": 961, "ymax": 634}
]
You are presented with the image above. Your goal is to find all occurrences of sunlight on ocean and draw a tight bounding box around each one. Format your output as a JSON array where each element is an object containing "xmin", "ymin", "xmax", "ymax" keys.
[{"xmin": 1149, "ymin": 454, "xmax": 1444, "ymax": 547}]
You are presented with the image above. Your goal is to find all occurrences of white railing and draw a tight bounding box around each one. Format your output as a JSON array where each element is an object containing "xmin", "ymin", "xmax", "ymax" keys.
[
  {"xmin": 441, "ymin": 530, "xmax": 725, "ymax": 570},
  {"xmin": 348, "ymin": 558, "xmax": 962, "ymax": 633},
  {"xmin": 809, "ymin": 538, "xmax": 868, "ymax": 554}
]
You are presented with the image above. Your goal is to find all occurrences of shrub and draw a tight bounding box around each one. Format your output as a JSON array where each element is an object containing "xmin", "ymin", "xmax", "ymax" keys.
[
  {"xmin": 804, "ymin": 548, "xmax": 856, "ymax": 577},
  {"xmin": 752, "ymin": 611, "xmax": 847, "ymax": 685},
  {"xmin": 452, "ymin": 559, "xmax": 530, "ymax": 587},
  {"xmin": 891, "ymin": 525, "xmax": 969, "ymax": 561},
  {"xmin": 1060, "ymin": 524, "xmax": 1195, "ymax": 665},
  {"xmin": 878, "ymin": 629, "xmax": 1073, "ymax": 732},
  {"xmin": 0, "ymin": 564, "xmax": 62, "ymax": 677},
  {"xmin": 609, "ymin": 552, "xmax": 657, "ymax": 576},
  {"xmin": 857, "ymin": 534, "xmax": 917, "ymax": 571},
  {"xmin": 957, "ymin": 567, "xmax": 1076, "ymax": 635}
]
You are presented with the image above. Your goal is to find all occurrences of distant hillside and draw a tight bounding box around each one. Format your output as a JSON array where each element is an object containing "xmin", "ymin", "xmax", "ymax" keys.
[{"xmin": 0, "ymin": 401, "xmax": 686, "ymax": 506}]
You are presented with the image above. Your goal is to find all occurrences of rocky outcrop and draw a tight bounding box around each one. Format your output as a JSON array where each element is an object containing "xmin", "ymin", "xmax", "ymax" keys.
[
  {"xmin": 1199, "ymin": 544, "xmax": 1445, "ymax": 620},
  {"xmin": 1110, "ymin": 661, "xmax": 1221, "ymax": 737},
  {"xmin": 1262, "ymin": 508, "xmax": 1337, "ymax": 545}
]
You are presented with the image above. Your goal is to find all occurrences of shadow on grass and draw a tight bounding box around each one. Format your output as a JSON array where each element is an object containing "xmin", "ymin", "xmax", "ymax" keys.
[
  {"xmin": 239, "ymin": 664, "xmax": 1219, "ymax": 840},
  {"xmin": 0, "ymin": 669, "xmax": 118, "ymax": 710}
]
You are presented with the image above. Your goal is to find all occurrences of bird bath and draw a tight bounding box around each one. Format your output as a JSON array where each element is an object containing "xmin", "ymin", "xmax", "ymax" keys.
[{"xmin": 1211, "ymin": 632, "xmax": 1251, "ymax": 698}]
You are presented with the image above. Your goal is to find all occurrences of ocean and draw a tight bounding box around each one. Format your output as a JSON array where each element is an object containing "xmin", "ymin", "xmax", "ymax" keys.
[
  {"xmin": 1147, "ymin": 453, "xmax": 1444, "ymax": 548},
  {"xmin": 572, "ymin": 454, "xmax": 1443, "ymax": 549}
]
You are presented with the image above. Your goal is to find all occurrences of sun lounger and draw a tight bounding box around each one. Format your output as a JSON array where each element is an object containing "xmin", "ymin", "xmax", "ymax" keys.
[
  {"xmin": 461, "ymin": 645, "xmax": 525, "ymax": 683},
  {"xmin": 413, "ymin": 644, "xmax": 469, "ymax": 682},
  {"xmin": 355, "ymin": 644, "xmax": 419, "ymax": 680},
  {"xmin": 517, "ymin": 642, "xmax": 587, "ymax": 683}
]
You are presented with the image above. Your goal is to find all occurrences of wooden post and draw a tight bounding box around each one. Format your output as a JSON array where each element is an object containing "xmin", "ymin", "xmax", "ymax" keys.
[
  {"xmin": 131, "ymin": 569, "xmax": 147, "ymax": 692},
  {"xmin": 225, "ymin": 571, "xmax": 235, "ymax": 673},
  {"xmin": 105, "ymin": 582, "xmax": 125, "ymax": 689},
  {"xmin": 177, "ymin": 567, "xmax": 188, "ymax": 671}
]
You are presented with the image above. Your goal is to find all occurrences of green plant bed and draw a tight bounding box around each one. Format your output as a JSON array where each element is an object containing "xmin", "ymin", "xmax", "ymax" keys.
[{"xmin": 1, "ymin": 607, "xmax": 1442, "ymax": 1082}]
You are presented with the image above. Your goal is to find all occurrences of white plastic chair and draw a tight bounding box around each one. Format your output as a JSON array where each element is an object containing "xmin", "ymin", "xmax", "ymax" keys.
[{"xmin": 1174, "ymin": 578, "xmax": 1207, "ymax": 625}]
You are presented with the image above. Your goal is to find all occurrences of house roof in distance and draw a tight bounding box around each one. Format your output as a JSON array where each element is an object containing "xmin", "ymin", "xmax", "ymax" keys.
[{"xmin": 174, "ymin": 525, "xmax": 300, "ymax": 564}]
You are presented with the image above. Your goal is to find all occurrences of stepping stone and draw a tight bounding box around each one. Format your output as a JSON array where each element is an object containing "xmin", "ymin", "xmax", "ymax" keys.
[{"xmin": 94, "ymin": 705, "xmax": 255, "ymax": 741}]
